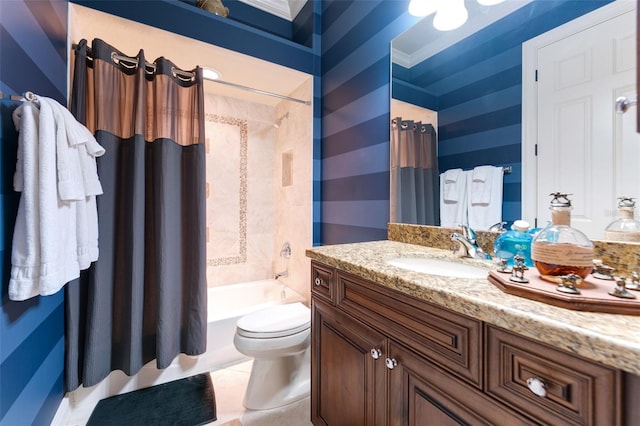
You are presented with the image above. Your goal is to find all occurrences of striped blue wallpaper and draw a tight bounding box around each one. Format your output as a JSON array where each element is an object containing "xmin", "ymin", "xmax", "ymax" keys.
[
  {"xmin": 0, "ymin": 2, "xmax": 67, "ymax": 425},
  {"xmin": 393, "ymin": 0, "xmax": 614, "ymax": 225},
  {"xmin": 319, "ymin": 0, "xmax": 419, "ymax": 244}
]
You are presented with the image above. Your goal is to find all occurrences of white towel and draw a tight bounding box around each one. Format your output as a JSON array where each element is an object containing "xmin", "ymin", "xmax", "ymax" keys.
[
  {"xmin": 9, "ymin": 101, "xmax": 80, "ymax": 300},
  {"xmin": 9, "ymin": 96, "xmax": 104, "ymax": 301},
  {"xmin": 467, "ymin": 166, "xmax": 503, "ymax": 230},
  {"xmin": 470, "ymin": 165, "xmax": 494, "ymax": 204},
  {"xmin": 442, "ymin": 168, "xmax": 464, "ymax": 202},
  {"xmin": 440, "ymin": 170, "xmax": 468, "ymax": 228}
]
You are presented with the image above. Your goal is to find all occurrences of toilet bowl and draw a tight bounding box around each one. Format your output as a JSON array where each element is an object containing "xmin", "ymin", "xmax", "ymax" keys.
[{"xmin": 233, "ymin": 302, "xmax": 311, "ymax": 410}]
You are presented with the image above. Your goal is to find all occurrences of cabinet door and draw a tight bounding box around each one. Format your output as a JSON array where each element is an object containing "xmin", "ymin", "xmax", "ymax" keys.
[
  {"xmin": 388, "ymin": 342, "xmax": 531, "ymax": 426},
  {"xmin": 312, "ymin": 299, "xmax": 387, "ymax": 426}
]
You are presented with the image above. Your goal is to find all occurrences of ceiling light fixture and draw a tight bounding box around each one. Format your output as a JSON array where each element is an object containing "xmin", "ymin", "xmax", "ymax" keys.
[
  {"xmin": 202, "ymin": 67, "xmax": 221, "ymax": 80},
  {"xmin": 433, "ymin": 0, "xmax": 468, "ymax": 31},
  {"xmin": 408, "ymin": 0, "xmax": 438, "ymax": 17},
  {"xmin": 409, "ymin": 0, "xmax": 502, "ymax": 31},
  {"xmin": 477, "ymin": 0, "xmax": 505, "ymax": 5}
]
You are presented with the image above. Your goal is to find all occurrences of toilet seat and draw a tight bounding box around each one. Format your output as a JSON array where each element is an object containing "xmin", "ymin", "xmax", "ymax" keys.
[{"xmin": 236, "ymin": 302, "xmax": 310, "ymax": 339}]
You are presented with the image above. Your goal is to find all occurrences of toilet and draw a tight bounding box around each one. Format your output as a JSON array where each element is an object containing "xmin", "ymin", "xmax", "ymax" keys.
[{"xmin": 233, "ymin": 302, "xmax": 311, "ymax": 410}]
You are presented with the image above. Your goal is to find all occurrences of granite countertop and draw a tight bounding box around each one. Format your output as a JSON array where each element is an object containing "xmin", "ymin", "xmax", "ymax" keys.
[{"xmin": 306, "ymin": 240, "xmax": 640, "ymax": 376}]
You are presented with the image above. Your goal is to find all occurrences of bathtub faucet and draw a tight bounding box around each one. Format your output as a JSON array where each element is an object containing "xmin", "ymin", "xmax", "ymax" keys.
[{"xmin": 275, "ymin": 269, "xmax": 288, "ymax": 279}]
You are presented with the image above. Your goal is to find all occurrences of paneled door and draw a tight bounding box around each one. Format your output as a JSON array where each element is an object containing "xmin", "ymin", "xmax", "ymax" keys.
[{"xmin": 523, "ymin": 2, "xmax": 638, "ymax": 239}]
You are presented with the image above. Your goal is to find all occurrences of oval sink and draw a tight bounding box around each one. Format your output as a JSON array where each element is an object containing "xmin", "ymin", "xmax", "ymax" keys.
[{"xmin": 385, "ymin": 257, "xmax": 488, "ymax": 279}]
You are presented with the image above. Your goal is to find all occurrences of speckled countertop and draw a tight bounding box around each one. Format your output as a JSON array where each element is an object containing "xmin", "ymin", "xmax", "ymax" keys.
[{"xmin": 306, "ymin": 240, "xmax": 640, "ymax": 376}]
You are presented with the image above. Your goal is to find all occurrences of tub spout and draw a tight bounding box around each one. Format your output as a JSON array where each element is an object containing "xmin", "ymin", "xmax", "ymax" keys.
[{"xmin": 275, "ymin": 270, "xmax": 288, "ymax": 279}]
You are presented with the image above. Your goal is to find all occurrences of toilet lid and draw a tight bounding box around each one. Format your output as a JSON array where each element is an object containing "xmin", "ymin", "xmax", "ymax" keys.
[{"xmin": 236, "ymin": 302, "xmax": 311, "ymax": 338}]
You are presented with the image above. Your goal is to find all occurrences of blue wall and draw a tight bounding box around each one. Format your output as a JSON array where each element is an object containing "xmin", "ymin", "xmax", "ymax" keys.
[
  {"xmin": 392, "ymin": 0, "xmax": 614, "ymax": 225},
  {"xmin": 319, "ymin": 0, "xmax": 419, "ymax": 244},
  {"xmin": 0, "ymin": 2, "xmax": 68, "ymax": 425}
]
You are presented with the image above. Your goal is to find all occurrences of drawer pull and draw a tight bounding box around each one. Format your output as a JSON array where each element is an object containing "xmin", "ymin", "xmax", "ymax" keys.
[
  {"xmin": 314, "ymin": 277, "xmax": 323, "ymax": 286},
  {"xmin": 385, "ymin": 358, "xmax": 398, "ymax": 370},
  {"xmin": 371, "ymin": 349, "xmax": 382, "ymax": 359},
  {"xmin": 526, "ymin": 377, "xmax": 547, "ymax": 398}
]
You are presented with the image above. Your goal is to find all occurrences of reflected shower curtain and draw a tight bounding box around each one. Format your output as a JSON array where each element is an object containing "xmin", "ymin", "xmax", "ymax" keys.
[
  {"xmin": 390, "ymin": 118, "xmax": 439, "ymax": 225},
  {"xmin": 65, "ymin": 38, "xmax": 207, "ymax": 390}
]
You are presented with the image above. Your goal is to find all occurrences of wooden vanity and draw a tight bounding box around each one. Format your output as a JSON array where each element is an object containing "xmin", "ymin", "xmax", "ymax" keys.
[{"xmin": 306, "ymin": 241, "xmax": 640, "ymax": 426}]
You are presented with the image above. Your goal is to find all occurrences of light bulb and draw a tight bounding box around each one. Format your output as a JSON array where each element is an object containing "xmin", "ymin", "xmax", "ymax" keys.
[
  {"xmin": 477, "ymin": 0, "xmax": 505, "ymax": 5},
  {"xmin": 202, "ymin": 67, "xmax": 221, "ymax": 80},
  {"xmin": 408, "ymin": 0, "xmax": 438, "ymax": 17},
  {"xmin": 433, "ymin": 0, "xmax": 468, "ymax": 31}
]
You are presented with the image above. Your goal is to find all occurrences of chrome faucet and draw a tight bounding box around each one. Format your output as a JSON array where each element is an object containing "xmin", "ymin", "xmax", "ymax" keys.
[
  {"xmin": 275, "ymin": 269, "xmax": 289, "ymax": 279},
  {"xmin": 451, "ymin": 225, "xmax": 491, "ymax": 260}
]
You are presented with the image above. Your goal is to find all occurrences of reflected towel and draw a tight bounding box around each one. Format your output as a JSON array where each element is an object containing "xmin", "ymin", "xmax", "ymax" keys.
[
  {"xmin": 442, "ymin": 168, "xmax": 464, "ymax": 202},
  {"xmin": 467, "ymin": 167, "xmax": 503, "ymax": 230},
  {"xmin": 440, "ymin": 170, "xmax": 468, "ymax": 228},
  {"xmin": 470, "ymin": 165, "xmax": 497, "ymax": 204}
]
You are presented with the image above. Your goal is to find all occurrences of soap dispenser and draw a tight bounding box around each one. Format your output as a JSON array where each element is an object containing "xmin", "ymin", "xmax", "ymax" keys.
[
  {"xmin": 604, "ymin": 197, "xmax": 640, "ymax": 242},
  {"xmin": 531, "ymin": 193, "xmax": 594, "ymax": 284},
  {"xmin": 493, "ymin": 220, "xmax": 534, "ymax": 267}
]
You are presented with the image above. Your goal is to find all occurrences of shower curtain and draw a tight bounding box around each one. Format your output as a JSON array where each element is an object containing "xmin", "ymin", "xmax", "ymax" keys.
[
  {"xmin": 65, "ymin": 38, "xmax": 207, "ymax": 390},
  {"xmin": 390, "ymin": 117, "xmax": 439, "ymax": 225}
]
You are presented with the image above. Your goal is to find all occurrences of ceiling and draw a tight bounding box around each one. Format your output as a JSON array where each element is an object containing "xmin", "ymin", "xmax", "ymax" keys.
[
  {"xmin": 70, "ymin": 4, "xmax": 312, "ymax": 108},
  {"xmin": 392, "ymin": 0, "xmax": 534, "ymax": 68}
]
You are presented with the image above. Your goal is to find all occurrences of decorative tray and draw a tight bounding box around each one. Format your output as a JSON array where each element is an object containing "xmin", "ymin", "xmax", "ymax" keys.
[{"xmin": 488, "ymin": 269, "xmax": 640, "ymax": 315}]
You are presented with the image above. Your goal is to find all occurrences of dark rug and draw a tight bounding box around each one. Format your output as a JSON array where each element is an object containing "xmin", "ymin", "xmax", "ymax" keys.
[{"xmin": 86, "ymin": 373, "xmax": 216, "ymax": 426}]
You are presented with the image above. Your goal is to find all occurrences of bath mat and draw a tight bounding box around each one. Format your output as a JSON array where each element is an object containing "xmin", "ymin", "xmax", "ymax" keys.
[{"xmin": 86, "ymin": 373, "xmax": 216, "ymax": 426}]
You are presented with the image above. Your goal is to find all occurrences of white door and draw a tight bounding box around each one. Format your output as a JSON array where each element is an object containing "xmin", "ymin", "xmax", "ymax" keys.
[{"xmin": 526, "ymin": 2, "xmax": 637, "ymax": 240}]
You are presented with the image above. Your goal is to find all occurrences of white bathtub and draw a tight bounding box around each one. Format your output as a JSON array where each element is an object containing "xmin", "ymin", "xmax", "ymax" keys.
[{"xmin": 60, "ymin": 279, "xmax": 306, "ymax": 425}]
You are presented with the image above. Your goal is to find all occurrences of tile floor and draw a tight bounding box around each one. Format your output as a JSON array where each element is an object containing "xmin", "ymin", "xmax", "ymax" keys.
[{"xmin": 204, "ymin": 360, "xmax": 312, "ymax": 426}]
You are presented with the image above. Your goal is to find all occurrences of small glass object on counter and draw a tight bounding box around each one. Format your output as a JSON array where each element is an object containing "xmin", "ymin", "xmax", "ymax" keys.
[
  {"xmin": 493, "ymin": 220, "xmax": 534, "ymax": 267},
  {"xmin": 531, "ymin": 193, "xmax": 594, "ymax": 284},
  {"xmin": 604, "ymin": 197, "xmax": 640, "ymax": 242}
]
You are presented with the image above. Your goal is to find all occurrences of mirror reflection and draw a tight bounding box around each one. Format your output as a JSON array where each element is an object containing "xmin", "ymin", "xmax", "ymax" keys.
[{"xmin": 391, "ymin": 0, "xmax": 638, "ymax": 241}]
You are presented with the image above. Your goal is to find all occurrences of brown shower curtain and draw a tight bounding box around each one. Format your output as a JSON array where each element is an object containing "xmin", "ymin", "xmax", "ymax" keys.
[
  {"xmin": 390, "ymin": 117, "xmax": 439, "ymax": 225},
  {"xmin": 65, "ymin": 38, "xmax": 207, "ymax": 390}
]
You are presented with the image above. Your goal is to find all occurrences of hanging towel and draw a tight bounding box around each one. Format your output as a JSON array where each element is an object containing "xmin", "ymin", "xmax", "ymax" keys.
[
  {"xmin": 442, "ymin": 168, "xmax": 464, "ymax": 202},
  {"xmin": 467, "ymin": 166, "xmax": 503, "ymax": 230},
  {"xmin": 470, "ymin": 165, "xmax": 494, "ymax": 204},
  {"xmin": 9, "ymin": 95, "xmax": 104, "ymax": 301},
  {"xmin": 440, "ymin": 170, "xmax": 468, "ymax": 228}
]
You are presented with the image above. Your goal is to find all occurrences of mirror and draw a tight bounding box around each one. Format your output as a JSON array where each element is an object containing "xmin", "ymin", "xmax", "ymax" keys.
[{"xmin": 391, "ymin": 0, "xmax": 636, "ymax": 240}]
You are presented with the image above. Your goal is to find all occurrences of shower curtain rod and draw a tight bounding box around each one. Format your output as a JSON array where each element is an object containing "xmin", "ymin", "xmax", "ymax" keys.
[{"xmin": 79, "ymin": 48, "xmax": 312, "ymax": 106}]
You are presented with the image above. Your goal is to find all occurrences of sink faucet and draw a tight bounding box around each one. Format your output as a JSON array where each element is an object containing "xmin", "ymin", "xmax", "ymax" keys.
[{"xmin": 451, "ymin": 226, "xmax": 491, "ymax": 260}]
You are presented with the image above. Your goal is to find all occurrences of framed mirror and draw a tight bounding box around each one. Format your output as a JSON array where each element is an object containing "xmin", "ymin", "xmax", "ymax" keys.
[{"xmin": 391, "ymin": 0, "xmax": 638, "ymax": 240}]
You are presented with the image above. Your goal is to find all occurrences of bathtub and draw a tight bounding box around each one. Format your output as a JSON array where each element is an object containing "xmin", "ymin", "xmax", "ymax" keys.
[
  {"xmin": 141, "ymin": 279, "xmax": 306, "ymax": 383},
  {"xmin": 60, "ymin": 279, "xmax": 306, "ymax": 425}
]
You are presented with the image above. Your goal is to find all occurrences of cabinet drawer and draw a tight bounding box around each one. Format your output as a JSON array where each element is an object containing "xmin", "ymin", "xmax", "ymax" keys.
[
  {"xmin": 486, "ymin": 325, "xmax": 618, "ymax": 426},
  {"xmin": 311, "ymin": 261, "xmax": 334, "ymax": 304},
  {"xmin": 336, "ymin": 270, "xmax": 483, "ymax": 388}
]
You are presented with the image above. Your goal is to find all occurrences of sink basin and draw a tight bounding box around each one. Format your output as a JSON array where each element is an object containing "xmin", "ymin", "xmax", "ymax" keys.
[{"xmin": 385, "ymin": 257, "xmax": 488, "ymax": 279}]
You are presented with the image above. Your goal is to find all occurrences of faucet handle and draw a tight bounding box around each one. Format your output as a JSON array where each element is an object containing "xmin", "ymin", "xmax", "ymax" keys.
[{"xmin": 459, "ymin": 224, "xmax": 476, "ymax": 242}]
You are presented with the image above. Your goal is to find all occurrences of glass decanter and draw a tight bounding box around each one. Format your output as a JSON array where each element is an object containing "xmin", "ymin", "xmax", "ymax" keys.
[
  {"xmin": 604, "ymin": 197, "xmax": 640, "ymax": 242},
  {"xmin": 531, "ymin": 193, "xmax": 594, "ymax": 284}
]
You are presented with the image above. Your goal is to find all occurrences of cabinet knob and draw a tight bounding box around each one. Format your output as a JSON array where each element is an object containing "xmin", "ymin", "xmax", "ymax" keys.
[
  {"xmin": 314, "ymin": 277, "xmax": 323, "ymax": 286},
  {"xmin": 385, "ymin": 358, "xmax": 398, "ymax": 370},
  {"xmin": 526, "ymin": 377, "xmax": 547, "ymax": 398},
  {"xmin": 370, "ymin": 349, "xmax": 382, "ymax": 359}
]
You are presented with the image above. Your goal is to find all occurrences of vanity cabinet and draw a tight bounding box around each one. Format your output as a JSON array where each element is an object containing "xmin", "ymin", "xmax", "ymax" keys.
[{"xmin": 310, "ymin": 260, "xmax": 638, "ymax": 426}]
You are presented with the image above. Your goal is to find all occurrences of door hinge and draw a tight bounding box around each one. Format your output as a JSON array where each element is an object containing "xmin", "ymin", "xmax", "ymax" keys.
[
  {"xmin": 534, "ymin": 218, "xmax": 538, "ymax": 227},
  {"xmin": 534, "ymin": 144, "xmax": 538, "ymax": 156},
  {"xmin": 535, "ymin": 69, "xmax": 538, "ymax": 82}
]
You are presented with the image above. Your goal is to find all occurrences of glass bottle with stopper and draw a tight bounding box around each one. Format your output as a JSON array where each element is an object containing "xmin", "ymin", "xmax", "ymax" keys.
[
  {"xmin": 604, "ymin": 197, "xmax": 640, "ymax": 242},
  {"xmin": 531, "ymin": 192, "xmax": 594, "ymax": 284}
]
